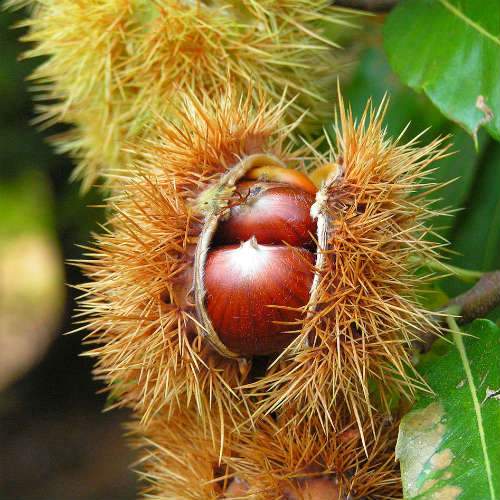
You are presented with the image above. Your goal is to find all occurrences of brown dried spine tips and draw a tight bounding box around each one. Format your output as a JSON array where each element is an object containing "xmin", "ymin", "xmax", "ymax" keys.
[{"xmin": 197, "ymin": 160, "xmax": 318, "ymax": 357}]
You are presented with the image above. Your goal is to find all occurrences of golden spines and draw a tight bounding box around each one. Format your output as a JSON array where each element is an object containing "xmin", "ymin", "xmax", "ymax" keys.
[
  {"xmin": 76, "ymin": 89, "xmax": 449, "ymax": 436},
  {"xmin": 251, "ymin": 95, "xmax": 450, "ymax": 432},
  {"xmin": 132, "ymin": 406, "xmax": 402, "ymax": 499},
  {"xmin": 73, "ymin": 90, "xmax": 451, "ymax": 500},
  {"xmin": 74, "ymin": 90, "xmax": 294, "ymax": 425},
  {"xmin": 13, "ymin": 0, "xmax": 349, "ymax": 189}
]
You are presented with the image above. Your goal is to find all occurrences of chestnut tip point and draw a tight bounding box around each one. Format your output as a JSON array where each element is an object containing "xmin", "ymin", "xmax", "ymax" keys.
[
  {"xmin": 241, "ymin": 236, "xmax": 259, "ymax": 250},
  {"xmin": 203, "ymin": 243, "xmax": 315, "ymax": 356}
]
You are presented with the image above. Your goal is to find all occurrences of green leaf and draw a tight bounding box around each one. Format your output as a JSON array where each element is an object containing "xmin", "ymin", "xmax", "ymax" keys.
[
  {"xmin": 346, "ymin": 46, "xmax": 446, "ymax": 140},
  {"xmin": 448, "ymin": 142, "xmax": 500, "ymax": 272},
  {"xmin": 442, "ymin": 141, "xmax": 500, "ymax": 300},
  {"xmin": 0, "ymin": 170, "xmax": 55, "ymax": 237},
  {"xmin": 428, "ymin": 127, "xmax": 488, "ymax": 239},
  {"xmin": 384, "ymin": 0, "xmax": 500, "ymax": 142},
  {"xmin": 397, "ymin": 320, "xmax": 500, "ymax": 499}
]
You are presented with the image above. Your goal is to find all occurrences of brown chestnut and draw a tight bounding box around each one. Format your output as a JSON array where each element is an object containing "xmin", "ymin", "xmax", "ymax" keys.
[
  {"xmin": 215, "ymin": 181, "xmax": 317, "ymax": 247},
  {"xmin": 204, "ymin": 238, "xmax": 314, "ymax": 356}
]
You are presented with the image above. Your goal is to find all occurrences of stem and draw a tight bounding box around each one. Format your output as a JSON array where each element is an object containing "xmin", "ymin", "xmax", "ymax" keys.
[
  {"xmin": 417, "ymin": 271, "xmax": 500, "ymax": 352},
  {"xmin": 447, "ymin": 271, "xmax": 500, "ymax": 323},
  {"xmin": 334, "ymin": 0, "xmax": 399, "ymax": 12},
  {"xmin": 413, "ymin": 256, "xmax": 484, "ymax": 283}
]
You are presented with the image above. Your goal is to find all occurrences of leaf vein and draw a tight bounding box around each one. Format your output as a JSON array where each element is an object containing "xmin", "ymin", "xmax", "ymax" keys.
[
  {"xmin": 439, "ymin": 0, "xmax": 500, "ymax": 47},
  {"xmin": 448, "ymin": 316, "xmax": 497, "ymax": 500}
]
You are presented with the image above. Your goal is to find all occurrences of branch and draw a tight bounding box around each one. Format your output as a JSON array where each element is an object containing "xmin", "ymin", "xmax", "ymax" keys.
[
  {"xmin": 447, "ymin": 271, "xmax": 500, "ymax": 323},
  {"xmin": 417, "ymin": 271, "xmax": 500, "ymax": 352},
  {"xmin": 334, "ymin": 0, "xmax": 399, "ymax": 12}
]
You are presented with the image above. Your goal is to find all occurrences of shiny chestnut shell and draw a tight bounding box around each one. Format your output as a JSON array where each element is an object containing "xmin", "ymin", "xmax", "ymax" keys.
[
  {"xmin": 215, "ymin": 181, "xmax": 317, "ymax": 247},
  {"xmin": 195, "ymin": 160, "xmax": 318, "ymax": 358},
  {"xmin": 204, "ymin": 240, "xmax": 314, "ymax": 356}
]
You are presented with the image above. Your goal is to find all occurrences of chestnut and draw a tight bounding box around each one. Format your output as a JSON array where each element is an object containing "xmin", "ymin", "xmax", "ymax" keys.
[
  {"xmin": 215, "ymin": 181, "xmax": 317, "ymax": 247},
  {"xmin": 193, "ymin": 158, "xmax": 319, "ymax": 358},
  {"xmin": 243, "ymin": 165, "xmax": 317, "ymax": 194},
  {"xmin": 204, "ymin": 238, "xmax": 314, "ymax": 356}
]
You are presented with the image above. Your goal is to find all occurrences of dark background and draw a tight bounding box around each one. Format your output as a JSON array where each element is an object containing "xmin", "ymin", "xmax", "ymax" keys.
[{"xmin": 0, "ymin": 8, "xmax": 136, "ymax": 500}]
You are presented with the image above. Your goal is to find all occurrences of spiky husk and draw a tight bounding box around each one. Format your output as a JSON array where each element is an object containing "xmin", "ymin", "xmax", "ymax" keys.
[
  {"xmin": 251, "ymin": 96, "xmax": 450, "ymax": 433},
  {"xmin": 132, "ymin": 406, "xmax": 402, "ymax": 499},
  {"xmin": 74, "ymin": 90, "xmax": 299, "ymax": 425},
  {"xmin": 75, "ymin": 89, "xmax": 449, "ymax": 436},
  {"xmin": 12, "ymin": 0, "xmax": 349, "ymax": 190},
  {"xmin": 130, "ymin": 407, "xmax": 231, "ymax": 500}
]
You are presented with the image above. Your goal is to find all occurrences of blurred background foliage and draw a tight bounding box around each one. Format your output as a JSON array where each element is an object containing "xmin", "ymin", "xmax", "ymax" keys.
[
  {"xmin": 0, "ymin": 5, "xmax": 498, "ymax": 500},
  {"xmin": 0, "ymin": 7, "xmax": 135, "ymax": 500}
]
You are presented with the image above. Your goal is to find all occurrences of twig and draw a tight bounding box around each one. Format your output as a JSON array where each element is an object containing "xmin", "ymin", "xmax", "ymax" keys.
[
  {"xmin": 418, "ymin": 271, "xmax": 500, "ymax": 352},
  {"xmin": 447, "ymin": 271, "xmax": 500, "ymax": 323},
  {"xmin": 334, "ymin": 0, "xmax": 399, "ymax": 12},
  {"xmin": 419, "ymin": 258, "xmax": 483, "ymax": 284}
]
